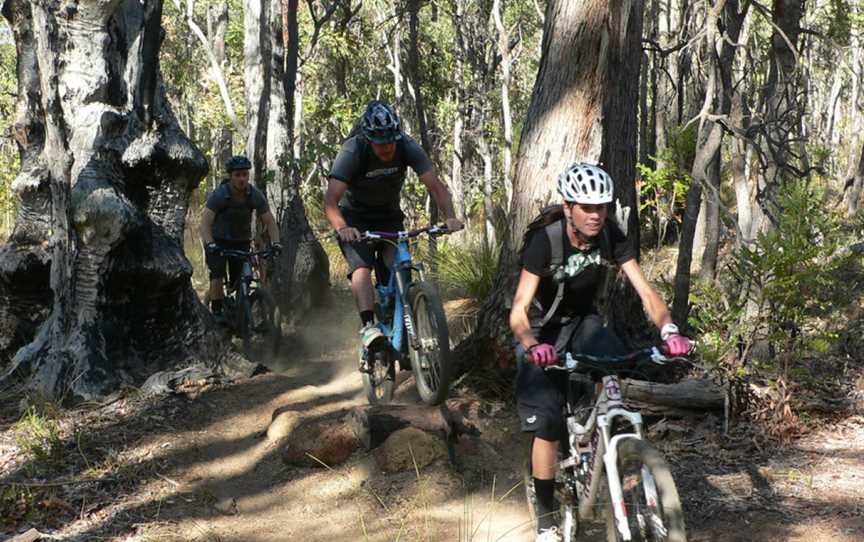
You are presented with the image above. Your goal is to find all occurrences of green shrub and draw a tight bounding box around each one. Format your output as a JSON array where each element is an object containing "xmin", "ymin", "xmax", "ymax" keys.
[
  {"xmin": 434, "ymin": 238, "xmax": 500, "ymax": 302},
  {"xmin": 688, "ymin": 182, "xmax": 853, "ymax": 377}
]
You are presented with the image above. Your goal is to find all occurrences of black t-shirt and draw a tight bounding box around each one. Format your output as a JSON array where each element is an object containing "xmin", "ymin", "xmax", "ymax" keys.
[
  {"xmin": 329, "ymin": 134, "xmax": 434, "ymax": 220},
  {"xmin": 205, "ymin": 182, "xmax": 270, "ymax": 242},
  {"xmin": 520, "ymin": 218, "xmax": 636, "ymax": 326}
]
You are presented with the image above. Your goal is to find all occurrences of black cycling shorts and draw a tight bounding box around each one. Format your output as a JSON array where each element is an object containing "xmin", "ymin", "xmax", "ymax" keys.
[
  {"xmin": 205, "ymin": 240, "xmax": 250, "ymax": 284},
  {"xmin": 515, "ymin": 314, "xmax": 627, "ymax": 441},
  {"xmin": 337, "ymin": 210, "xmax": 404, "ymax": 280}
]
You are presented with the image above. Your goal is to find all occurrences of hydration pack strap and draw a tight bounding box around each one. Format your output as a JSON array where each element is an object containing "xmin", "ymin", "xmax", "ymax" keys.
[{"xmin": 536, "ymin": 219, "xmax": 565, "ymax": 328}]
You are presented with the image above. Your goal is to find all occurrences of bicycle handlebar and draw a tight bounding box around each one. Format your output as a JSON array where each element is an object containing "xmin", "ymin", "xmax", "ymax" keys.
[
  {"xmin": 543, "ymin": 347, "xmax": 694, "ymax": 375},
  {"xmin": 359, "ymin": 224, "xmax": 453, "ymax": 241},
  {"xmin": 217, "ymin": 248, "xmax": 274, "ymax": 260}
]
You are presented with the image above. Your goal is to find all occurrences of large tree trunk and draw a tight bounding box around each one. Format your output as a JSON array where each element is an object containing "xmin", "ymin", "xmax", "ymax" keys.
[
  {"xmin": 476, "ymin": 0, "xmax": 644, "ymax": 353},
  {"xmin": 757, "ymin": 0, "xmax": 804, "ymax": 226},
  {"xmin": 698, "ymin": 153, "xmax": 721, "ymax": 279},
  {"xmin": 731, "ymin": 93, "xmax": 759, "ymax": 243},
  {"xmin": 492, "ymin": 0, "xmax": 514, "ymax": 210},
  {"xmin": 450, "ymin": 0, "xmax": 467, "ymax": 228},
  {"xmin": 478, "ymin": 117, "xmax": 497, "ymax": 248},
  {"xmin": 209, "ymin": 1, "xmax": 232, "ymax": 189},
  {"xmin": 406, "ymin": 0, "xmax": 438, "ymax": 228},
  {"xmin": 0, "ymin": 0, "xmax": 211, "ymax": 399},
  {"xmin": 843, "ymin": 32, "xmax": 864, "ymax": 214},
  {"xmin": 244, "ymin": 0, "xmax": 328, "ymax": 324}
]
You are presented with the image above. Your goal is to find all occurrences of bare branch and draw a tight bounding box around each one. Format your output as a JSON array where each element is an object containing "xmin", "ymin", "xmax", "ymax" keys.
[{"xmin": 171, "ymin": 0, "xmax": 242, "ymax": 133}]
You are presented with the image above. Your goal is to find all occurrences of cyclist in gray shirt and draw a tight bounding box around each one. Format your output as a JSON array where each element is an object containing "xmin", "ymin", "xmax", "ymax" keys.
[
  {"xmin": 200, "ymin": 156, "xmax": 281, "ymax": 316},
  {"xmin": 324, "ymin": 101, "xmax": 463, "ymax": 359}
]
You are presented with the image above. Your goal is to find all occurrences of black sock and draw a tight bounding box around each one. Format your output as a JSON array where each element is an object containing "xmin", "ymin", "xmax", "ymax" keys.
[
  {"xmin": 534, "ymin": 478, "xmax": 556, "ymax": 531},
  {"xmin": 211, "ymin": 299, "xmax": 224, "ymax": 313},
  {"xmin": 360, "ymin": 310, "xmax": 375, "ymax": 326}
]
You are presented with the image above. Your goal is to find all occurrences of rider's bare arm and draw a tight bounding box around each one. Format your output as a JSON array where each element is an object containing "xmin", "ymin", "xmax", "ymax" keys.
[
  {"xmin": 259, "ymin": 210, "xmax": 280, "ymax": 244},
  {"xmin": 200, "ymin": 208, "xmax": 216, "ymax": 245},
  {"xmin": 620, "ymin": 259, "xmax": 674, "ymax": 330},
  {"xmin": 510, "ymin": 269, "xmax": 542, "ymax": 350},
  {"xmin": 324, "ymin": 177, "xmax": 350, "ymax": 231},
  {"xmin": 418, "ymin": 170, "xmax": 460, "ymax": 225}
]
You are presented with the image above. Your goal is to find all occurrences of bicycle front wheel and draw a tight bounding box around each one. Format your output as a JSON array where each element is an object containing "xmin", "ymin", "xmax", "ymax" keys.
[
  {"xmin": 249, "ymin": 287, "xmax": 281, "ymax": 357},
  {"xmin": 236, "ymin": 286, "xmax": 253, "ymax": 357},
  {"xmin": 361, "ymin": 347, "xmax": 395, "ymax": 405},
  {"xmin": 407, "ymin": 281, "xmax": 451, "ymax": 405},
  {"xmin": 604, "ymin": 439, "xmax": 686, "ymax": 542}
]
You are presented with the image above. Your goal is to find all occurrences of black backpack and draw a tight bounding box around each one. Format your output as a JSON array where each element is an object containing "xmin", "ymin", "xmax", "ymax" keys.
[{"xmin": 520, "ymin": 205, "xmax": 614, "ymax": 327}]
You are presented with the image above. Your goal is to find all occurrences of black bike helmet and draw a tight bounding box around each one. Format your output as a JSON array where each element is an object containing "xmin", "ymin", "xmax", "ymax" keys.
[
  {"xmin": 226, "ymin": 155, "xmax": 252, "ymax": 172},
  {"xmin": 361, "ymin": 101, "xmax": 402, "ymax": 144}
]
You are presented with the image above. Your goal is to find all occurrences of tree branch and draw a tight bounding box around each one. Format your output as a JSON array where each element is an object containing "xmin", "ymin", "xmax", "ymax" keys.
[{"xmin": 171, "ymin": 0, "xmax": 242, "ymax": 133}]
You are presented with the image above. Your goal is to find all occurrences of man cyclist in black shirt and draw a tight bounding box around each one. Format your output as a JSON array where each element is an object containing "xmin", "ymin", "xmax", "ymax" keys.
[
  {"xmin": 510, "ymin": 163, "xmax": 691, "ymax": 541},
  {"xmin": 324, "ymin": 101, "xmax": 463, "ymax": 362},
  {"xmin": 200, "ymin": 155, "xmax": 282, "ymax": 316}
]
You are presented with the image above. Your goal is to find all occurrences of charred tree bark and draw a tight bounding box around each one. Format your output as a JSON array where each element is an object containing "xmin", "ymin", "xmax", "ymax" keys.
[
  {"xmin": 476, "ymin": 0, "xmax": 644, "ymax": 353},
  {"xmin": 0, "ymin": 0, "xmax": 211, "ymax": 399}
]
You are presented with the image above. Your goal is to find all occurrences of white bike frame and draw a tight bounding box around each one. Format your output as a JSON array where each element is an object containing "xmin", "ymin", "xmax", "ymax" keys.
[{"xmin": 561, "ymin": 363, "xmax": 664, "ymax": 541}]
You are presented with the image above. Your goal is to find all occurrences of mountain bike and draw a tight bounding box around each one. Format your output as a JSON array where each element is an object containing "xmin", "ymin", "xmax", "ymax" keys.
[
  {"xmin": 218, "ymin": 247, "xmax": 281, "ymax": 359},
  {"xmin": 524, "ymin": 347, "xmax": 690, "ymax": 542},
  {"xmin": 357, "ymin": 226, "xmax": 452, "ymax": 406}
]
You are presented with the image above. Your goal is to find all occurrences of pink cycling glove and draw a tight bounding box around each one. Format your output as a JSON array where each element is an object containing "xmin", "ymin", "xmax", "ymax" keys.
[
  {"xmin": 528, "ymin": 343, "xmax": 559, "ymax": 367},
  {"xmin": 663, "ymin": 334, "xmax": 692, "ymax": 357}
]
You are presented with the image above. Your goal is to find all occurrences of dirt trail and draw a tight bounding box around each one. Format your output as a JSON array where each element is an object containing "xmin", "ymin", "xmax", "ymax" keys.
[
  {"xmin": 137, "ymin": 295, "xmax": 538, "ymax": 542},
  {"xmin": 2, "ymin": 292, "xmax": 863, "ymax": 541}
]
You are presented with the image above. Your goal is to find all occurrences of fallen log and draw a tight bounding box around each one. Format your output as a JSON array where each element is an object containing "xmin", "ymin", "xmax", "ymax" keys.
[{"xmin": 621, "ymin": 378, "xmax": 725, "ymax": 416}]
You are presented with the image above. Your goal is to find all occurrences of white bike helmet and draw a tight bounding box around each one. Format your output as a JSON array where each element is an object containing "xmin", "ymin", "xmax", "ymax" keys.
[{"xmin": 557, "ymin": 163, "xmax": 614, "ymax": 204}]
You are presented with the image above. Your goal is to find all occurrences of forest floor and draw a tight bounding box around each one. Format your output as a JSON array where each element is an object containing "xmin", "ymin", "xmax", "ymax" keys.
[{"xmin": 1, "ymin": 291, "xmax": 863, "ymax": 542}]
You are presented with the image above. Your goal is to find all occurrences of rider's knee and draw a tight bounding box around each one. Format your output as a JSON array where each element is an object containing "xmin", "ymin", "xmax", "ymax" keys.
[
  {"xmin": 534, "ymin": 417, "xmax": 565, "ymax": 442},
  {"xmin": 350, "ymin": 266, "xmax": 372, "ymax": 280}
]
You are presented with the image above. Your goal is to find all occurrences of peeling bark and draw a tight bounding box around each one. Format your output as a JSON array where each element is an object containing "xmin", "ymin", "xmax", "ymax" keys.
[{"xmin": 0, "ymin": 0, "xmax": 212, "ymax": 399}]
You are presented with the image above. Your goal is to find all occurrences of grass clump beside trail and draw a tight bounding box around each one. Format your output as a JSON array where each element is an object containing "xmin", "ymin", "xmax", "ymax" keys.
[
  {"xmin": 434, "ymin": 239, "xmax": 500, "ymax": 303},
  {"xmin": 13, "ymin": 404, "xmax": 63, "ymax": 469}
]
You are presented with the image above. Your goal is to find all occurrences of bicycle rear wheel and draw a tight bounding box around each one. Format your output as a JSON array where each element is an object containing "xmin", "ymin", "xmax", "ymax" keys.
[
  {"xmin": 407, "ymin": 281, "xmax": 451, "ymax": 405},
  {"xmin": 361, "ymin": 347, "xmax": 395, "ymax": 405},
  {"xmin": 604, "ymin": 439, "xmax": 686, "ymax": 542}
]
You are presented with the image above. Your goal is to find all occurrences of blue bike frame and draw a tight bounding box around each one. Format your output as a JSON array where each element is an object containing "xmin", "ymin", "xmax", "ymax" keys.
[{"xmin": 372, "ymin": 236, "xmax": 418, "ymax": 356}]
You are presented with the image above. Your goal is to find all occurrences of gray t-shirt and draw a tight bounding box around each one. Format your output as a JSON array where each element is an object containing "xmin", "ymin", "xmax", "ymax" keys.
[
  {"xmin": 329, "ymin": 134, "xmax": 433, "ymax": 219},
  {"xmin": 205, "ymin": 182, "xmax": 270, "ymax": 242}
]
